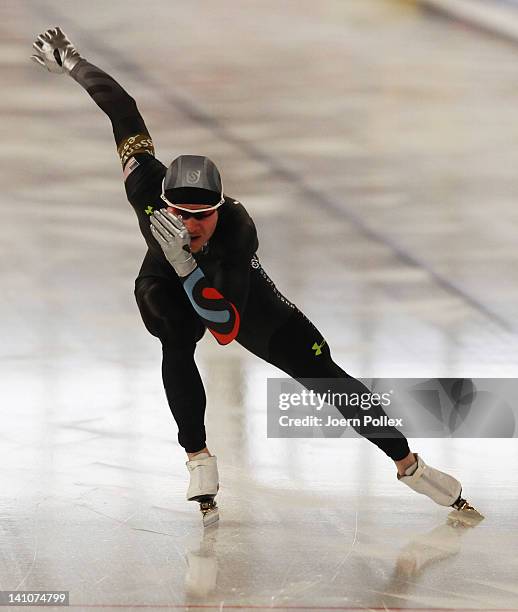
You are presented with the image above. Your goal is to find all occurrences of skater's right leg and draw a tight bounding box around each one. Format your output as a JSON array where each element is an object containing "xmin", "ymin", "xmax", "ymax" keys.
[
  {"xmin": 134, "ymin": 258, "xmax": 219, "ymax": 524},
  {"xmin": 135, "ymin": 273, "xmax": 208, "ymax": 452}
]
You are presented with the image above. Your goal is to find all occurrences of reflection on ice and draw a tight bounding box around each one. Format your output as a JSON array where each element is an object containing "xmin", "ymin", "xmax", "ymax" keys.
[{"xmin": 185, "ymin": 526, "xmax": 219, "ymax": 598}]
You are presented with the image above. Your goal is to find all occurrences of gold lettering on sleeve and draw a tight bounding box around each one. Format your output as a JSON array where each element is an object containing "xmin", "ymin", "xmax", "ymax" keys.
[{"xmin": 117, "ymin": 134, "xmax": 155, "ymax": 167}]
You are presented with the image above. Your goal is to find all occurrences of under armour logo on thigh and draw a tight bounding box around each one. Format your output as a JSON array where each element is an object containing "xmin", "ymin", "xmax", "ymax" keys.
[{"xmin": 312, "ymin": 340, "xmax": 326, "ymax": 356}]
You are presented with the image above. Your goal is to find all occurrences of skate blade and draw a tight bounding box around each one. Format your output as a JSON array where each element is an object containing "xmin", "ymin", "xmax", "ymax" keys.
[
  {"xmin": 199, "ymin": 498, "xmax": 219, "ymax": 528},
  {"xmin": 447, "ymin": 503, "xmax": 484, "ymax": 527}
]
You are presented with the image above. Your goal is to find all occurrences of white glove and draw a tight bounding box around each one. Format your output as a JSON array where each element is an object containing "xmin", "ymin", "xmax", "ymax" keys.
[
  {"xmin": 30, "ymin": 26, "xmax": 82, "ymax": 74},
  {"xmin": 150, "ymin": 209, "xmax": 197, "ymax": 278}
]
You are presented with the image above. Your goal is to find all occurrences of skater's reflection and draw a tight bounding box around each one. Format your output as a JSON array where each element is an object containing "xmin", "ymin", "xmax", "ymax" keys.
[
  {"xmin": 185, "ymin": 524, "xmax": 219, "ymax": 598},
  {"xmin": 376, "ymin": 515, "xmax": 483, "ymax": 608}
]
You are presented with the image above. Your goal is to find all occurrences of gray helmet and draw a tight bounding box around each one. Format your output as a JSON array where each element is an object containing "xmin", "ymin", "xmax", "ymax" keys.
[{"xmin": 161, "ymin": 155, "xmax": 223, "ymax": 209}]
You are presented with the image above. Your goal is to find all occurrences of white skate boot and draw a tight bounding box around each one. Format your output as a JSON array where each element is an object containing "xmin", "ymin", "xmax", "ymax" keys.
[
  {"xmin": 398, "ymin": 454, "xmax": 483, "ymax": 524},
  {"xmin": 186, "ymin": 453, "xmax": 219, "ymax": 527}
]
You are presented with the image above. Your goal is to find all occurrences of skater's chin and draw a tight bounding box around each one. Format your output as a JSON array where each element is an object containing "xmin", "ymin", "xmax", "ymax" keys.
[{"xmin": 190, "ymin": 236, "xmax": 203, "ymax": 252}]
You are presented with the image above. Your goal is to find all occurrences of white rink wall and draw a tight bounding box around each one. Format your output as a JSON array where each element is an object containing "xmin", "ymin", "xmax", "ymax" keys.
[{"xmin": 419, "ymin": 0, "xmax": 518, "ymax": 41}]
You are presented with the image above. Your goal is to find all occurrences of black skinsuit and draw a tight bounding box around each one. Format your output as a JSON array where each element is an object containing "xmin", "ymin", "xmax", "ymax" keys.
[{"xmin": 70, "ymin": 59, "xmax": 410, "ymax": 459}]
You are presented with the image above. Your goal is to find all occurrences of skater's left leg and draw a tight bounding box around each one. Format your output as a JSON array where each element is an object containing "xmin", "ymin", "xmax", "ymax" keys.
[
  {"xmin": 243, "ymin": 309, "xmax": 479, "ymax": 514},
  {"xmin": 394, "ymin": 452, "xmax": 418, "ymax": 477},
  {"xmin": 237, "ymin": 259, "xmax": 410, "ymax": 462},
  {"xmin": 264, "ymin": 308, "xmax": 412, "ymax": 463},
  {"xmin": 237, "ymin": 259, "xmax": 481, "ymax": 517}
]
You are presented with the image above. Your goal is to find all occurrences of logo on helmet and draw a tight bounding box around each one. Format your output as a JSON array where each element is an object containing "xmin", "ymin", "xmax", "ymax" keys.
[{"xmin": 186, "ymin": 170, "xmax": 201, "ymax": 184}]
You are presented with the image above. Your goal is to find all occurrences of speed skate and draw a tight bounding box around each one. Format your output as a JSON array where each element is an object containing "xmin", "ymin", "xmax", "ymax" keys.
[
  {"xmin": 398, "ymin": 453, "xmax": 484, "ymax": 525},
  {"xmin": 186, "ymin": 453, "xmax": 220, "ymax": 527}
]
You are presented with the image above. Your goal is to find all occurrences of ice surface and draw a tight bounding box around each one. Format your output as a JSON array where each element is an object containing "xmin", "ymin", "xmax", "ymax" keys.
[{"xmin": 2, "ymin": 0, "xmax": 518, "ymax": 609}]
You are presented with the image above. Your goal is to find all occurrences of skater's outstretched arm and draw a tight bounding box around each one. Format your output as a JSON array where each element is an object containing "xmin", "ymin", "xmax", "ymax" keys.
[{"xmin": 31, "ymin": 27, "xmax": 154, "ymax": 167}]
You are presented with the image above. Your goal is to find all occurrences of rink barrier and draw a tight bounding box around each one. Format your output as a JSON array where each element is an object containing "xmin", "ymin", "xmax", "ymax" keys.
[{"xmin": 419, "ymin": 0, "xmax": 518, "ymax": 45}]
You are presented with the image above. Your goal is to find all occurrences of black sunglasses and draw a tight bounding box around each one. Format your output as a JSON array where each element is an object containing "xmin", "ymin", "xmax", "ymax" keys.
[{"xmin": 171, "ymin": 207, "xmax": 217, "ymax": 221}]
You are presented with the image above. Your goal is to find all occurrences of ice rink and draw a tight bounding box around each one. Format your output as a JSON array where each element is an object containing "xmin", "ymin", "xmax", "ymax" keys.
[{"xmin": 2, "ymin": 0, "xmax": 518, "ymax": 609}]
